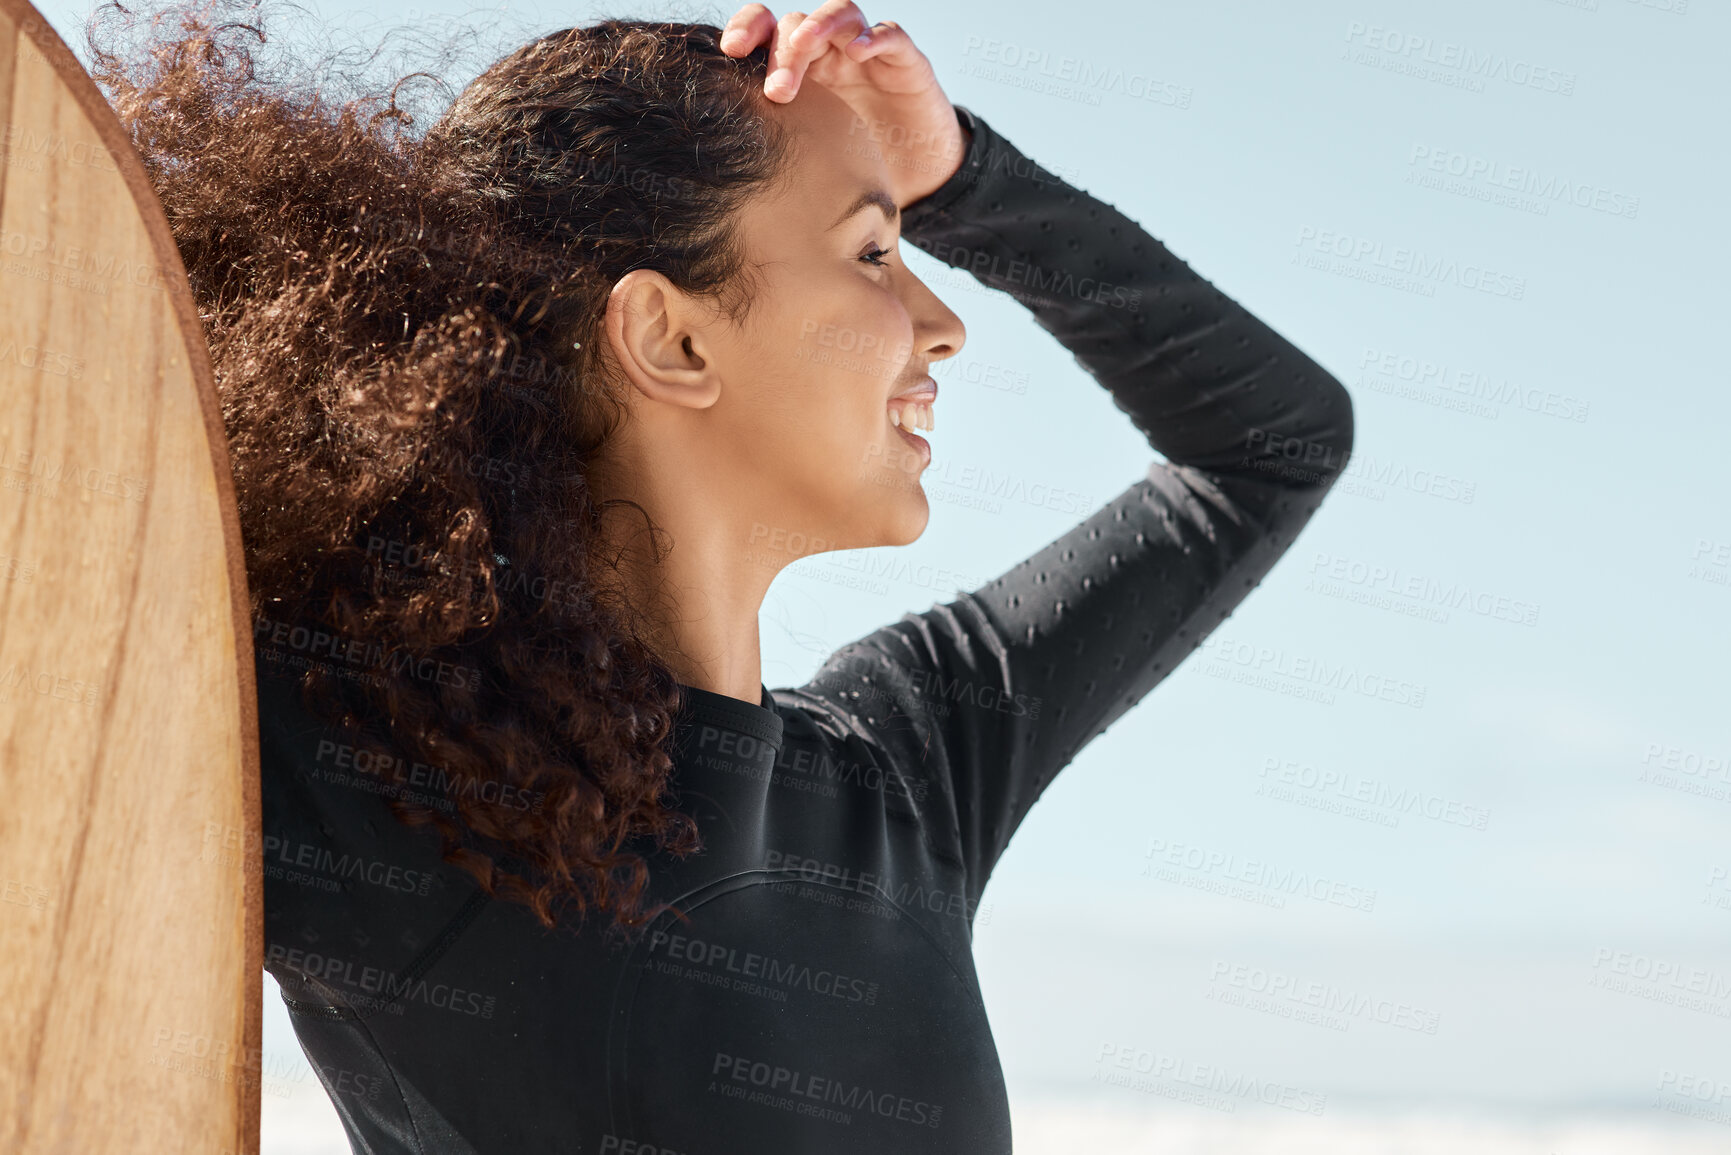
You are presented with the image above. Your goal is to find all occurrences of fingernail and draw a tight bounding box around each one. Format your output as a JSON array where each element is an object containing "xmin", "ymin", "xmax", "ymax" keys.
[
  {"xmin": 850, "ymin": 30, "xmax": 872, "ymax": 46},
  {"xmin": 768, "ymin": 66, "xmax": 793, "ymax": 90}
]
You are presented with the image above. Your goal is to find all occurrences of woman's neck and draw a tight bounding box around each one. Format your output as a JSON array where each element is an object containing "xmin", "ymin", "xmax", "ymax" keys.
[{"xmin": 585, "ymin": 459, "xmax": 774, "ymax": 708}]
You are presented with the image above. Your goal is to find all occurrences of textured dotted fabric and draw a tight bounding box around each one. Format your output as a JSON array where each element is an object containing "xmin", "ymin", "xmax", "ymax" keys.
[
  {"xmin": 254, "ymin": 105, "xmax": 1354, "ymax": 1154},
  {"xmin": 823, "ymin": 102, "xmax": 1355, "ymax": 906}
]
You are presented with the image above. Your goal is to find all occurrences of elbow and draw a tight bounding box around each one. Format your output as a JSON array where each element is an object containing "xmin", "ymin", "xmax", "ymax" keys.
[
  {"xmin": 1328, "ymin": 374, "xmax": 1356, "ymax": 470},
  {"xmin": 1285, "ymin": 371, "xmax": 1354, "ymax": 491}
]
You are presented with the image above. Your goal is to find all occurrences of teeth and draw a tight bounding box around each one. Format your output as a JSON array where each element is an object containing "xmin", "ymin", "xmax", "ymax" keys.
[{"xmin": 892, "ymin": 399, "xmax": 934, "ymax": 433}]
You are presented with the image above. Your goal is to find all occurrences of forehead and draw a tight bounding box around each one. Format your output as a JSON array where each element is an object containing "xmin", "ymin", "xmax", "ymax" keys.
[{"xmin": 749, "ymin": 81, "xmax": 889, "ymax": 234}]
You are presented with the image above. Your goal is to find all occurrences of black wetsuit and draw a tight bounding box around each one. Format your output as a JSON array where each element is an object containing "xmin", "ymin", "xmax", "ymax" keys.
[{"xmin": 256, "ymin": 103, "xmax": 1354, "ymax": 1154}]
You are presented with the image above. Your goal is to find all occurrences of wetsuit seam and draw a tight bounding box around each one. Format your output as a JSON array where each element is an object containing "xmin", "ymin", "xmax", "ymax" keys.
[
  {"xmin": 277, "ymin": 888, "xmax": 491, "ymax": 1025},
  {"xmin": 348, "ymin": 1003, "xmax": 432, "ymax": 1155},
  {"xmin": 679, "ymin": 699, "xmax": 783, "ymax": 747},
  {"xmin": 355, "ymin": 887, "xmax": 493, "ymax": 1022}
]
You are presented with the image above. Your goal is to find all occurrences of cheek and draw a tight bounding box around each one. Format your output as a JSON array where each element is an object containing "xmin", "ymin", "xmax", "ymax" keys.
[
  {"xmin": 751, "ymin": 274, "xmax": 916, "ymax": 502},
  {"xmin": 808, "ymin": 289, "xmax": 913, "ymax": 405}
]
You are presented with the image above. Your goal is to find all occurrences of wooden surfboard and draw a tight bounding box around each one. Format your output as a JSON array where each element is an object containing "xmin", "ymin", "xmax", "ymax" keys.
[{"xmin": 0, "ymin": 2, "xmax": 261, "ymax": 1153}]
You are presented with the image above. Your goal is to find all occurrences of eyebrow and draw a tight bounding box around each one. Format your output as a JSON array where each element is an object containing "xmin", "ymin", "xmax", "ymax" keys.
[{"xmin": 827, "ymin": 187, "xmax": 899, "ymax": 232}]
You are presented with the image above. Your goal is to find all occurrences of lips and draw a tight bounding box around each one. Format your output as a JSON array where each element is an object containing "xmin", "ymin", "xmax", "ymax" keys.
[{"xmin": 889, "ymin": 377, "xmax": 938, "ymax": 403}]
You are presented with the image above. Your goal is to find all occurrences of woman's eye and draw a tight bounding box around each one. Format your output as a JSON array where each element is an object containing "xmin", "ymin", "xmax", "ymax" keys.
[{"xmin": 859, "ymin": 246, "xmax": 892, "ymax": 268}]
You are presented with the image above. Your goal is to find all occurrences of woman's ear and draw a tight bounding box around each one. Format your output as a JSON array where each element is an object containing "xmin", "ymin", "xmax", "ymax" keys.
[{"xmin": 603, "ymin": 268, "xmax": 723, "ymax": 410}]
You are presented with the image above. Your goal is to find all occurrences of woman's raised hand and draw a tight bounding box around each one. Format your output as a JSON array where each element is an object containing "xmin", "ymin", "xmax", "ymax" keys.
[{"xmin": 719, "ymin": 2, "xmax": 969, "ymax": 207}]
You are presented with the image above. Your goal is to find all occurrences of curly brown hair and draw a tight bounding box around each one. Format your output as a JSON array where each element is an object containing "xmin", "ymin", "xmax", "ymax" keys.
[{"xmin": 86, "ymin": 0, "xmax": 793, "ymax": 930}]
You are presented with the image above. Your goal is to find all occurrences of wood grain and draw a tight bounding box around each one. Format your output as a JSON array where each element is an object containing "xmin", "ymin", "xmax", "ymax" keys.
[{"xmin": 0, "ymin": 2, "xmax": 261, "ymax": 1152}]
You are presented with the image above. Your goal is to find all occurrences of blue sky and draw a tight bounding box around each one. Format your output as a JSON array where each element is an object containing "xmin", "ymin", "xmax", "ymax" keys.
[{"xmin": 31, "ymin": 0, "xmax": 1730, "ymax": 1143}]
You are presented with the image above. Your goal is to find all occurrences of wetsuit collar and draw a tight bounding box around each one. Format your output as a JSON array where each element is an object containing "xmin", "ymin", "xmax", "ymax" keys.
[{"xmin": 672, "ymin": 681, "xmax": 784, "ymax": 750}]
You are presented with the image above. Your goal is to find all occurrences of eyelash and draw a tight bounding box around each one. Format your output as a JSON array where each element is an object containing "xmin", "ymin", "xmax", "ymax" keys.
[{"xmin": 859, "ymin": 246, "xmax": 892, "ymax": 268}]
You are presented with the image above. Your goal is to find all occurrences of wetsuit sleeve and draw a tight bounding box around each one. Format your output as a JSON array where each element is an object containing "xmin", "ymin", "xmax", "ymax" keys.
[{"xmin": 796, "ymin": 105, "xmax": 1355, "ymax": 899}]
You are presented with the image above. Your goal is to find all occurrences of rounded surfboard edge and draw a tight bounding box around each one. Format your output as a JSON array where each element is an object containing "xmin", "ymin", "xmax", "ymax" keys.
[{"xmin": 0, "ymin": 2, "xmax": 262, "ymax": 1154}]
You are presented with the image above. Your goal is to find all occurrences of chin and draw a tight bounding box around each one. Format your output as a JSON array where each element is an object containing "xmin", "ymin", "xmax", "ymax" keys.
[{"xmin": 880, "ymin": 491, "xmax": 931, "ymax": 547}]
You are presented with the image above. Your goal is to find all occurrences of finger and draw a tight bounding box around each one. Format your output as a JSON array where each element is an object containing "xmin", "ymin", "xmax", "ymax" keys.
[
  {"xmin": 843, "ymin": 18, "xmax": 916, "ymax": 65},
  {"xmin": 763, "ymin": 10, "xmax": 811, "ymax": 101},
  {"xmin": 719, "ymin": 4, "xmax": 776, "ymax": 56},
  {"xmin": 768, "ymin": 0, "xmax": 870, "ymax": 100},
  {"xmin": 785, "ymin": 0, "xmax": 870, "ymax": 56}
]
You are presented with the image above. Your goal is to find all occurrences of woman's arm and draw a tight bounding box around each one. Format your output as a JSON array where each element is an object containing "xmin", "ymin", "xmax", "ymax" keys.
[{"xmin": 797, "ymin": 104, "xmax": 1355, "ymax": 902}]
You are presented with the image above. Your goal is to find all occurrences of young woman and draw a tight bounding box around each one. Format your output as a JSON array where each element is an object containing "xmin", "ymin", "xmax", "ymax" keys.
[{"xmin": 98, "ymin": 1, "xmax": 1352, "ymax": 1150}]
